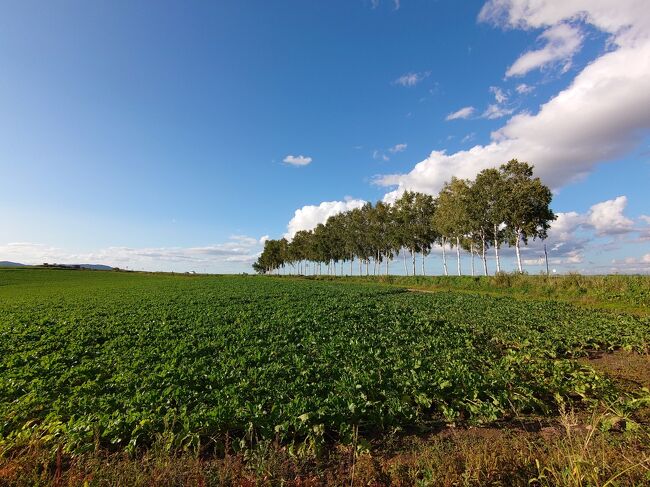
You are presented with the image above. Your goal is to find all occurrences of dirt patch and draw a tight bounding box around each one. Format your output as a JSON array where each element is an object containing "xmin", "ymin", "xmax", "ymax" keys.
[{"xmin": 582, "ymin": 350, "xmax": 650, "ymax": 391}]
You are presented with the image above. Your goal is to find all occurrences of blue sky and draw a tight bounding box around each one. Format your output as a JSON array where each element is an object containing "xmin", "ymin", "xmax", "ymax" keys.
[{"xmin": 1, "ymin": 0, "xmax": 649, "ymax": 273}]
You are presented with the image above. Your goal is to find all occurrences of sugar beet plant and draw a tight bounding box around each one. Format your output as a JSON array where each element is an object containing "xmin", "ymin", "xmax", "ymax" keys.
[{"xmin": 0, "ymin": 270, "xmax": 649, "ymax": 454}]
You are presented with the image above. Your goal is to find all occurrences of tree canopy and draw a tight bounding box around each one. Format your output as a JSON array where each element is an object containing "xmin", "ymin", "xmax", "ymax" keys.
[{"xmin": 254, "ymin": 160, "xmax": 556, "ymax": 276}]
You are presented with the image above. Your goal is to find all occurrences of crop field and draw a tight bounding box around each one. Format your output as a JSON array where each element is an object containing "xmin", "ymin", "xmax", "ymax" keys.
[{"xmin": 1, "ymin": 269, "xmax": 650, "ymax": 484}]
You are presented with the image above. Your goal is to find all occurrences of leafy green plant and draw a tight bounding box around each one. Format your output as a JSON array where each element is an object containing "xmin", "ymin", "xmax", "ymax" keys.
[{"xmin": 1, "ymin": 269, "xmax": 648, "ymax": 455}]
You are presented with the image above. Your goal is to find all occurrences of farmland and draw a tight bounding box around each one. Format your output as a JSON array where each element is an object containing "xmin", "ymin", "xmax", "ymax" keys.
[{"xmin": 1, "ymin": 269, "xmax": 650, "ymax": 485}]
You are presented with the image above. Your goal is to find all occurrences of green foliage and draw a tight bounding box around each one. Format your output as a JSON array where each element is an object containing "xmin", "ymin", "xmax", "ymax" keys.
[
  {"xmin": 1, "ymin": 269, "xmax": 648, "ymax": 455},
  {"xmin": 254, "ymin": 160, "xmax": 556, "ymax": 276}
]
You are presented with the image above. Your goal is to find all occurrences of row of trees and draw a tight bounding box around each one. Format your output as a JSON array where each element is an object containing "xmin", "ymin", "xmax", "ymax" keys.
[{"xmin": 253, "ymin": 160, "xmax": 556, "ymax": 276}]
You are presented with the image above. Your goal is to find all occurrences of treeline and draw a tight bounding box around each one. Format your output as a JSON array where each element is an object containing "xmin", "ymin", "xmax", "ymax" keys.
[{"xmin": 253, "ymin": 160, "xmax": 555, "ymax": 276}]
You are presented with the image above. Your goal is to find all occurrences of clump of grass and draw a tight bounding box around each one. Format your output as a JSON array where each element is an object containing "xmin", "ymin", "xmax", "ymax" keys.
[
  {"xmin": 338, "ymin": 273, "xmax": 650, "ymax": 314},
  {"xmin": 3, "ymin": 412, "xmax": 648, "ymax": 486},
  {"xmin": 529, "ymin": 406, "xmax": 650, "ymax": 486}
]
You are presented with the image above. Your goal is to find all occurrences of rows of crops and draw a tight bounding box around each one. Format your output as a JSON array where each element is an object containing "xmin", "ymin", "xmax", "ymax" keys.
[{"xmin": 1, "ymin": 270, "xmax": 649, "ymax": 454}]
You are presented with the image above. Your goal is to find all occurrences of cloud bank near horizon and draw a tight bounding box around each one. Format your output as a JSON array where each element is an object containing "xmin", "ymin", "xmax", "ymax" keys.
[{"xmin": 0, "ymin": 235, "xmax": 267, "ymax": 273}]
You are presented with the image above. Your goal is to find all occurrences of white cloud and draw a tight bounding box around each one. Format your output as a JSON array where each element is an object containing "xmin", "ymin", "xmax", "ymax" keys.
[
  {"xmin": 550, "ymin": 211, "xmax": 585, "ymax": 240},
  {"xmin": 548, "ymin": 196, "xmax": 634, "ymax": 238},
  {"xmin": 506, "ymin": 23, "xmax": 583, "ymax": 77},
  {"xmin": 373, "ymin": 150, "xmax": 389, "ymax": 161},
  {"xmin": 377, "ymin": 1, "xmax": 650, "ymax": 200},
  {"xmin": 394, "ymin": 71, "xmax": 429, "ymax": 87},
  {"xmin": 461, "ymin": 133, "xmax": 476, "ymax": 143},
  {"xmin": 490, "ymin": 86, "xmax": 508, "ymax": 103},
  {"xmin": 481, "ymin": 87, "xmax": 513, "ymax": 119},
  {"xmin": 0, "ymin": 236, "xmax": 267, "ymax": 272},
  {"xmin": 374, "ymin": 144, "xmax": 406, "ymax": 161},
  {"xmin": 515, "ymin": 196, "xmax": 639, "ymax": 270},
  {"xmin": 516, "ymin": 83, "xmax": 534, "ymax": 94},
  {"xmin": 587, "ymin": 196, "xmax": 634, "ymax": 235},
  {"xmin": 643, "ymin": 254, "xmax": 650, "ymax": 263},
  {"xmin": 445, "ymin": 106, "xmax": 475, "ymax": 120},
  {"xmin": 283, "ymin": 154, "xmax": 312, "ymax": 166},
  {"xmin": 482, "ymin": 104, "xmax": 514, "ymax": 119},
  {"xmin": 478, "ymin": 0, "xmax": 650, "ymax": 46},
  {"xmin": 370, "ymin": 0, "xmax": 401, "ymax": 9},
  {"xmin": 285, "ymin": 199, "xmax": 366, "ymax": 239},
  {"xmin": 640, "ymin": 215, "xmax": 650, "ymax": 224}
]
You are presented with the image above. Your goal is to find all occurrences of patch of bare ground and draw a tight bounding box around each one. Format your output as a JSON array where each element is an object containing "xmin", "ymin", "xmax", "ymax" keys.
[
  {"xmin": 582, "ymin": 349, "xmax": 650, "ymax": 390},
  {"xmin": 580, "ymin": 349, "xmax": 650, "ymax": 429}
]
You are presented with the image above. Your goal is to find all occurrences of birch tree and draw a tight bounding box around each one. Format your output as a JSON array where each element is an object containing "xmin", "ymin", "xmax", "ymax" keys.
[
  {"xmin": 433, "ymin": 178, "xmax": 470, "ymax": 276},
  {"xmin": 472, "ymin": 168, "xmax": 506, "ymax": 273},
  {"xmin": 500, "ymin": 160, "xmax": 555, "ymax": 273}
]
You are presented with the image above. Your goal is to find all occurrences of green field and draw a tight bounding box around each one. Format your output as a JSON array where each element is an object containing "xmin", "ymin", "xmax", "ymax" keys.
[{"xmin": 1, "ymin": 269, "xmax": 650, "ymax": 484}]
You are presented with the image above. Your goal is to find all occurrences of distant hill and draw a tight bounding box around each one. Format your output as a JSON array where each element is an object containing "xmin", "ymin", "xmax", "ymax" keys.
[
  {"xmin": 0, "ymin": 260, "xmax": 27, "ymax": 267},
  {"xmin": 74, "ymin": 264, "xmax": 114, "ymax": 271},
  {"xmin": 0, "ymin": 261, "xmax": 115, "ymax": 270},
  {"xmin": 0, "ymin": 261, "xmax": 27, "ymax": 267},
  {"xmin": 41, "ymin": 263, "xmax": 115, "ymax": 271}
]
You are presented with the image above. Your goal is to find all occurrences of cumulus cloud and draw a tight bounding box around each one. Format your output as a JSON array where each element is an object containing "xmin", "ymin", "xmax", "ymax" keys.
[
  {"xmin": 0, "ymin": 236, "xmax": 267, "ymax": 272},
  {"xmin": 445, "ymin": 106, "xmax": 475, "ymax": 120},
  {"xmin": 283, "ymin": 154, "xmax": 312, "ymax": 166},
  {"xmin": 511, "ymin": 195, "xmax": 644, "ymax": 271},
  {"xmin": 478, "ymin": 0, "xmax": 650, "ymax": 45},
  {"xmin": 394, "ymin": 71, "xmax": 429, "ymax": 87},
  {"xmin": 377, "ymin": 0, "xmax": 650, "ymax": 200},
  {"xmin": 506, "ymin": 23, "xmax": 583, "ymax": 77},
  {"xmin": 549, "ymin": 196, "xmax": 634, "ymax": 238},
  {"xmin": 587, "ymin": 196, "xmax": 634, "ymax": 234},
  {"xmin": 640, "ymin": 215, "xmax": 650, "ymax": 224},
  {"xmin": 285, "ymin": 199, "xmax": 366, "ymax": 239}
]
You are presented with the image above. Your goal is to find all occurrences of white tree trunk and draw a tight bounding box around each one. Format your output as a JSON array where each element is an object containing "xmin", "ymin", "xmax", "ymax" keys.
[
  {"xmin": 442, "ymin": 238, "xmax": 449, "ymax": 276},
  {"xmin": 456, "ymin": 236, "xmax": 461, "ymax": 276},
  {"xmin": 470, "ymin": 243, "xmax": 475, "ymax": 277},
  {"xmin": 515, "ymin": 230, "xmax": 523, "ymax": 273},
  {"xmin": 412, "ymin": 248, "xmax": 416, "ymax": 276},
  {"xmin": 481, "ymin": 235, "xmax": 488, "ymax": 276},
  {"xmin": 403, "ymin": 250, "xmax": 408, "ymax": 276},
  {"xmin": 421, "ymin": 253, "xmax": 426, "ymax": 276},
  {"xmin": 494, "ymin": 224, "xmax": 501, "ymax": 273},
  {"xmin": 386, "ymin": 255, "xmax": 389, "ymax": 276}
]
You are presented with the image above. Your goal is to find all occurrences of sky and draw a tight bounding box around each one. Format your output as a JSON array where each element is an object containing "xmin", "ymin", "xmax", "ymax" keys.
[{"xmin": 1, "ymin": 0, "xmax": 649, "ymax": 274}]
